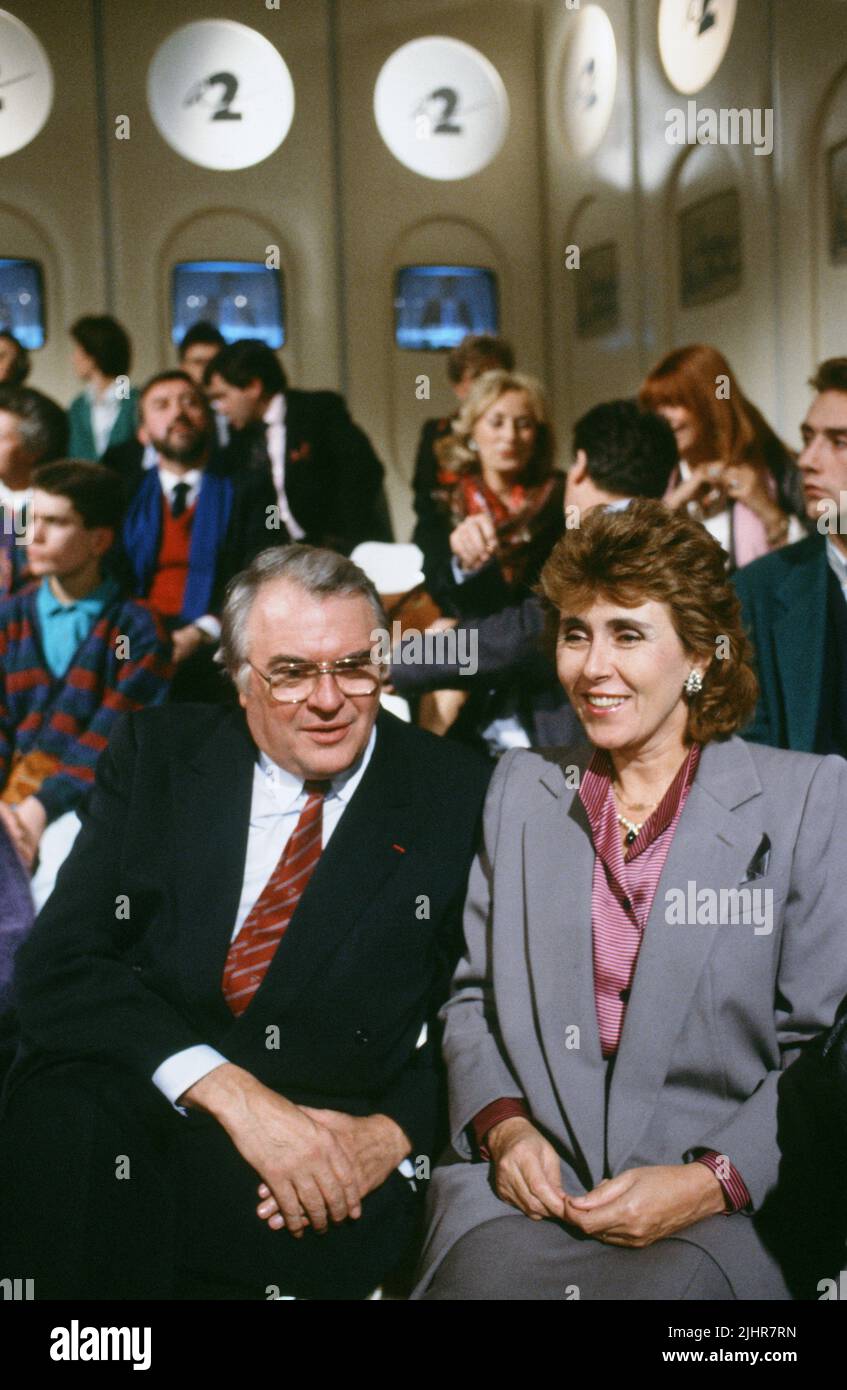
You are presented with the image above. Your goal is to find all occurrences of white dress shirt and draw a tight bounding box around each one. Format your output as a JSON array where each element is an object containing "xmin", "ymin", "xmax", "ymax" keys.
[
  {"xmin": 263, "ymin": 392, "xmax": 306, "ymax": 540},
  {"xmin": 152, "ymin": 726, "xmax": 377, "ymax": 1108},
  {"xmin": 88, "ymin": 381, "xmax": 122, "ymax": 457},
  {"xmin": 156, "ymin": 464, "xmax": 220, "ymax": 643},
  {"xmin": 158, "ymin": 463, "xmax": 202, "ymax": 512},
  {"xmin": 826, "ymin": 535, "xmax": 847, "ymax": 600},
  {"xmin": 0, "ymin": 481, "xmax": 31, "ymax": 516}
]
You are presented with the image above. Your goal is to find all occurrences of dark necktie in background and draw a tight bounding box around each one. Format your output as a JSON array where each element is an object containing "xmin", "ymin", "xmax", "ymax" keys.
[
  {"xmin": 221, "ymin": 780, "xmax": 330, "ymax": 1017},
  {"xmin": 170, "ymin": 481, "xmax": 190, "ymax": 519},
  {"xmin": 247, "ymin": 420, "xmax": 271, "ymax": 474}
]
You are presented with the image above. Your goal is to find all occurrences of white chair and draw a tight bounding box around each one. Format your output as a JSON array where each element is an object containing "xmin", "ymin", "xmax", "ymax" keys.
[{"xmin": 349, "ymin": 542, "xmax": 425, "ymax": 596}]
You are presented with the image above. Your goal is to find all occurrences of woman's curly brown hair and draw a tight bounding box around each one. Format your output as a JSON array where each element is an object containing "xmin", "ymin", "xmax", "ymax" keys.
[{"xmin": 537, "ymin": 499, "xmax": 759, "ymax": 744}]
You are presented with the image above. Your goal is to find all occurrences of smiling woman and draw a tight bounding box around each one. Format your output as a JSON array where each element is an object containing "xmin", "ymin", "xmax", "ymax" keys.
[
  {"xmin": 540, "ymin": 499, "xmax": 758, "ymax": 757},
  {"xmin": 412, "ymin": 498, "xmax": 847, "ymax": 1301},
  {"xmin": 541, "ymin": 503, "xmax": 757, "ymax": 849}
]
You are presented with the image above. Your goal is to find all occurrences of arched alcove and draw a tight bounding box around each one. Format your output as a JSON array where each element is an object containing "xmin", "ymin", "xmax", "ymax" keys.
[
  {"xmin": 0, "ymin": 202, "xmax": 66, "ymax": 396},
  {"xmin": 384, "ymin": 215, "xmax": 510, "ymax": 538},
  {"xmin": 810, "ymin": 62, "xmax": 847, "ymax": 363},
  {"xmin": 156, "ymin": 209, "xmax": 296, "ymax": 379}
]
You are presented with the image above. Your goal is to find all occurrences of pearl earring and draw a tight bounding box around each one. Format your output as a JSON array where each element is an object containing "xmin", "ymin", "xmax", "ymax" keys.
[{"xmin": 684, "ymin": 670, "xmax": 703, "ymax": 696}]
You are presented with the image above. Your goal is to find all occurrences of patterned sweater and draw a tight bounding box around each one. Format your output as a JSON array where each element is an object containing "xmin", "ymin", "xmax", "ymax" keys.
[{"xmin": 0, "ymin": 584, "xmax": 173, "ymax": 822}]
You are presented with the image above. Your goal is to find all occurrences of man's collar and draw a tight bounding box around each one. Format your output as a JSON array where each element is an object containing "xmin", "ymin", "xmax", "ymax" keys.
[
  {"xmin": 38, "ymin": 573, "xmax": 118, "ymax": 615},
  {"xmin": 0, "ymin": 481, "xmax": 30, "ymax": 511},
  {"xmin": 826, "ymin": 534, "xmax": 847, "ymax": 585},
  {"xmin": 257, "ymin": 723, "xmax": 378, "ymax": 806},
  {"xmin": 86, "ymin": 381, "xmax": 119, "ymax": 404},
  {"xmin": 262, "ymin": 393, "xmax": 287, "ymax": 426},
  {"xmin": 158, "ymin": 464, "xmax": 203, "ymax": 490}
]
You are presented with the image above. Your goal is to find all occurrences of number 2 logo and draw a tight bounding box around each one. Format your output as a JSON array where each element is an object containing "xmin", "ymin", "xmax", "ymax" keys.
[
  {"xmin": 414, "ymin": 86, "xmax": 463, "ymax": 136},
  {"xmin": 184, "ymin": 71, "xmax": 243, "ymax": 122}
]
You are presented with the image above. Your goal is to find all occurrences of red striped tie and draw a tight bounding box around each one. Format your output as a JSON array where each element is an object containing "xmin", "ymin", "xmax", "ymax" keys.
[{"xmin": 222, "ymin": 779, "xmax": 329, "ymax": 1017}]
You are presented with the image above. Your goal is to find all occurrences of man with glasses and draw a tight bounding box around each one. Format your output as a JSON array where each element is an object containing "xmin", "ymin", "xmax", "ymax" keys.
[{"xmin": 0, "ymin": 545, "xmax": 490, "ymax": 1301}]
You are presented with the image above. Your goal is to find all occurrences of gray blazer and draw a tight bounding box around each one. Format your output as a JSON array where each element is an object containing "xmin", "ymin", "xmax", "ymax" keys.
[{"xmin": 413, "ymin": 736, "xmax": 847, "ymax": 1298}]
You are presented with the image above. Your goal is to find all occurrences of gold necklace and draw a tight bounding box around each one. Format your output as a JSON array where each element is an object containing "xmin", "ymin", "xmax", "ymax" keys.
[{"xmin": 613, "ymin": 786, "xmax": 660, "ymax": 846}]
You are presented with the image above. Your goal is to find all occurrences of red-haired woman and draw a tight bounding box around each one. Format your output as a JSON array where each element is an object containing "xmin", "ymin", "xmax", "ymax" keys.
[{"xmin": 639, "ymin": 344, "xmax": 806, "ymax": 569}]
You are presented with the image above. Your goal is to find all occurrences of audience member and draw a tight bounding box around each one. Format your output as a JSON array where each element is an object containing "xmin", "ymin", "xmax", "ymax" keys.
[
  {"xmin": 207, "ymin": 339, "xmax": 391, "ymax": 557},
  {"xmin": 734, "ymin": 357, "xmax": 847, "ymax": 755},
  {"xmin": 412, "ymin": 333, "xmax": 514, "ymax": 531},
  {"xmin": 0, "ymin": 461, "xmax": 172, "ymax": 907},
  {"xmin": 394, "ymin": 401, "xmax": 678, "ymax": 752},
  {"xmin": 0, "ymin": 331, "xmax": 31, "ymax": 387},
  {"xmin": 639, "ymin": 344, "xmax": 805, "ymax": 568},
  {"xmin": 0, "ymin": 385, "xmax": 68, "ymax": 597},
  {"xmin": 410, "ymin": 368, "xmax": 563, "ymax": 745},
  {"xmin": 414, "ymin": 369, "xmax": 564, "ymax": 620},
  {"xmin": 413, "ymin": 500, "xmax": 847, "ymax": 1301},
  {"xmin": 102, "ymin": 334, "xmax": 229, "ymax": 490},
  {"xmin": 67, "ymin": 315, "xmax": 139, "ymax": 460},
  {"xmin": 119, "ymin": 370, "xmax": 239, "ymax": 701},
  {"xmin": 178, "ymin": 320, "xmax": 226, "ymax": 386},
  {"xmin": 178, "ymin": 321, "xmax": 229, "ymax": 450},
  {"xmin": 0, "ymin": 544, "xmax": 490, "ymax": 1300}
]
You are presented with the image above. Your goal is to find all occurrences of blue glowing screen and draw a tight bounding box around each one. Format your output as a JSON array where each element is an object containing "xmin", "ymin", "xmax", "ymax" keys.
[
  {"xmin": 394, "ymin": 265, "xmax": 499, "ymax": 351},
  {"xmin": 0, "ymin": 259, "xmax": 45, "ymax": 350},
  {"xmin": 171, "ymin": 260, "xmax": 285, "ymax": 349}
]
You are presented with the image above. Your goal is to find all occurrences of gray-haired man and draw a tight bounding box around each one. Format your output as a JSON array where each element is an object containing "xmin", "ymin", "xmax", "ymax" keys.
[
  {"xmin": 0, "ymin": 385, "xmax": 68, "ymax": 596},
  {"xmin": 0, "ymin": 545, "xmax": 490, "ymax": 1300}
]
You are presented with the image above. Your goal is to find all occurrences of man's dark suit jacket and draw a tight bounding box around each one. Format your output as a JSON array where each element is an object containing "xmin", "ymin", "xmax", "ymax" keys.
[
  {"xmin": 101, "ymin": 439, "xmax": 151, "ymax": 502},
  {"xmin": 733, "ymin": 535, "xmax": 830, "ymax": 751},
  {"xmin": 222, "ymin": 389, "xmax": 392, "ymax": 560},
  {"xmin": 5, "ymin": 705, "xmax": 490, "ymax": 1166},
  {"xmin": 412, "ymin": 414, "xmax": 454, "ymax": 529}
]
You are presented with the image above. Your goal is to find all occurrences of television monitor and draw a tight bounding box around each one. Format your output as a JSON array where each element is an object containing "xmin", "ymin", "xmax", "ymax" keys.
[
  {"xmin": 394, "ymin": 265, "xmax": 499, "ymax": 350},
  {"xmin": 171, "ymin": 260, "xmax": 285, "ymax": 349},
  {"xmin": 0, "ymin": 258, "xmax": 46, "ymax": 350}
]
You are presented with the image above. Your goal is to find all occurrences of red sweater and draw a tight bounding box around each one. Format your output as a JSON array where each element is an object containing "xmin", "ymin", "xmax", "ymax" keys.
[{"xmin": 147, "ymin": 496, "xmax": 196, "ymax": 619}]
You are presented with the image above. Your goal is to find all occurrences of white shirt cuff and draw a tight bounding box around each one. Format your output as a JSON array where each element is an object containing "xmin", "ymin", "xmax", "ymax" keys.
[
  {"xmin": 193, "ymin": 614, "xmax": 221, "ymax": 643},
  {"xmin": 450, "ymin": 556, "xmax": 474, "ymax": 585},
  {"xmin": 152, "ymin": 1045, "xmax": 229, "ymax": 1111}
]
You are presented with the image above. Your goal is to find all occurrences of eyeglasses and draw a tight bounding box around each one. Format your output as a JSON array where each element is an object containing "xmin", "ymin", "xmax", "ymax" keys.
[{"xmin": 248, "ymin": 654, "xmax": 382, "ymax": 704}]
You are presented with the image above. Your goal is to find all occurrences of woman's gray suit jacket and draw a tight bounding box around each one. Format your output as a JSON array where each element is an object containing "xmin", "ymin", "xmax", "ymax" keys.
[{"xmin": 413, "ymin": 736, "xmax": 847, "ymax": 1298}]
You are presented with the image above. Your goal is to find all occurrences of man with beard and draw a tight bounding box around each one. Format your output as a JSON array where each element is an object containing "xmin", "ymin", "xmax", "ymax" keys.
[{"xmin": 120, "ymin": 371, "xmax": 239, "ymax": 701}]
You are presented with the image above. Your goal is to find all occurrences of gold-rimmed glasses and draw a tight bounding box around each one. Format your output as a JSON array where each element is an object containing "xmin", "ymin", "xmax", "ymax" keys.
[{"xmin": 247, "ymin": 652, "xmax": 382, "ymax": 705}]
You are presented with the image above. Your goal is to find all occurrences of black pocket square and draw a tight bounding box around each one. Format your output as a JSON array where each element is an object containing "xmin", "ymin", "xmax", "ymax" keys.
[{"xmin": 741, "ymin": 833, "xmax": 771, "ymax": 884}]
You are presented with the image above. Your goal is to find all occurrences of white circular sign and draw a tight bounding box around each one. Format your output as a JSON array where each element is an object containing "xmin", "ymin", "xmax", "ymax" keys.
[
  {"xmin": 374, "ymin": 37, "xmax": 509, "ymax": 181},
  {"xmin": 658, "ymin": 0, "xmax": 737, "ymax": 95},
  {"xmin": 147, "ymin": 20, "xmax": 294, "ymax": 171},
  {"xmin": 0, "ymin": 9, "xmax": 53, "ymax": 159},
  {"xmin": 559, "ymin": 5, "xmax": 618, "ymax": 159}
]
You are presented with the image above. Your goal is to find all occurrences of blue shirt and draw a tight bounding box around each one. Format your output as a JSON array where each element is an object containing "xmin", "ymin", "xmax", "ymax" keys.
[{"xmin": 35, "ymin": 575, "xmax": 121, "ymax": 679}]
